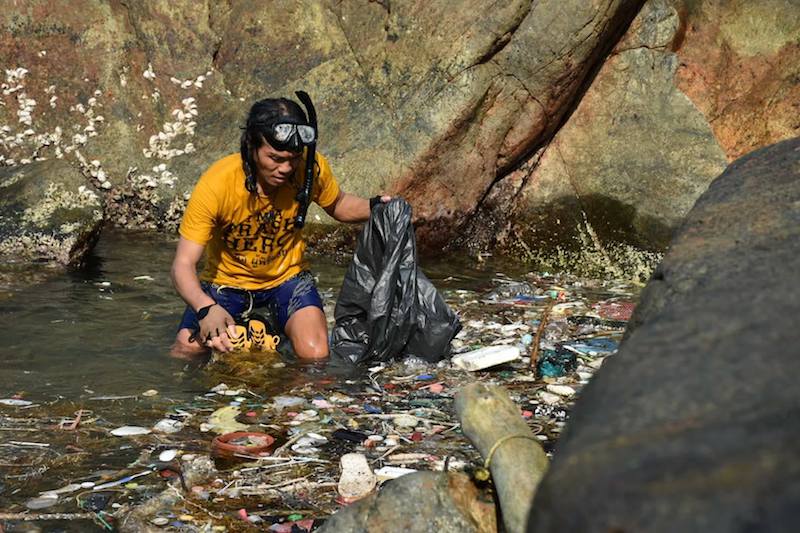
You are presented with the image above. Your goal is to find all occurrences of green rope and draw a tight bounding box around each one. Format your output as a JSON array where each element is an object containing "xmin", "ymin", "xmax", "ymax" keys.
[{"xmin": 483, "ymin": 434, "xmax": 540, "ymax": 470}]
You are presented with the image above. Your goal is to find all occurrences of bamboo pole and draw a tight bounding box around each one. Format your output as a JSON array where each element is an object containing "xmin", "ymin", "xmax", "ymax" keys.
[{"xmin": 454, "ymin": 383, "xmax": 549, "ymax": 533}]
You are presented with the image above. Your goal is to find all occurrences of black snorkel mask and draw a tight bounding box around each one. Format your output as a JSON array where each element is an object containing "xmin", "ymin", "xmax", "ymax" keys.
[
  {"xmin": 262, "ymin": 118, "xmax": 316, "ymax": 153},
  {"xmin": 292, "ymin": 90, "xmax": 317, "ymax": 230}
]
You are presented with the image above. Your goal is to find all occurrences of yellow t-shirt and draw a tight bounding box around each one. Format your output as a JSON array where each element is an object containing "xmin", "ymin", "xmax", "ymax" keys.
[{"xmin": 179, "ymin": 151, "xmax": 340, "ymax": 290}]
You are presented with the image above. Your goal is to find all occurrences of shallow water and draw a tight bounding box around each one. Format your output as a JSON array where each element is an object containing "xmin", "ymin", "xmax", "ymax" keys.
[
  {"xmin": 0, "ymin": 230, "xmax": 525, "ymax": 401},
  {"xmin": 0, "ymin": 230, "xmax": 638, "ymax": 530}
]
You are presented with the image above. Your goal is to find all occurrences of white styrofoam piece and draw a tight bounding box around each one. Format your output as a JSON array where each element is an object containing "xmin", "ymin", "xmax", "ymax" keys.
[{"xmin": 452, "ymin": 345, "xmax": 521, "ymax": 371}]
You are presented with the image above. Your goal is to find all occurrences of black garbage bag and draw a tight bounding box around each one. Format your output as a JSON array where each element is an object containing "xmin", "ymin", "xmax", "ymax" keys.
[{"xmin": 330, "ymin": 198, "xmax": 461, "ymax": 365}]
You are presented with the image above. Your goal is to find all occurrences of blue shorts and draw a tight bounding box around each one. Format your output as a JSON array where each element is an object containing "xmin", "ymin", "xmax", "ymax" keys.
[{"xmin": 177, "ymin": 271, "xmax": 323, "ymax": 334}]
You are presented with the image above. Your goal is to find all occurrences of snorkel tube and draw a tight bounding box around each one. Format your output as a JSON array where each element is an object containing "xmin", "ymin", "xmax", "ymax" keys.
[{"xmin": 293, "ymin": 90, "xmax": 317, "ymax": 230}]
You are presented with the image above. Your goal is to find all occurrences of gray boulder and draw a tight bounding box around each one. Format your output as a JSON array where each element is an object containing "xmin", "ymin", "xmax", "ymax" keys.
[
  {"xmin": 527, "ymin": 137, "xmax": 800, "ymax": 531},
  {"xmin": 319, "ymin": 471, "xmax": 496, "ymax": 533}
]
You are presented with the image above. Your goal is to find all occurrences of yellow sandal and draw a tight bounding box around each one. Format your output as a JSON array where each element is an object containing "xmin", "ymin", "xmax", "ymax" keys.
[
  {"xmin": 229, "ymin": 324, "xmax": 251, "ymax": 352},
  {"xmin": 247, "ymin": 319, "xmax": 280, "ymax": 352}
]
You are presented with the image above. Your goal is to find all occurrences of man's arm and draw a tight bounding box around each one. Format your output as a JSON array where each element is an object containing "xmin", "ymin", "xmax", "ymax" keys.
[
  {"xmin": 171, "ymin": 237, "xmax": 234, "ymax": 352},
  {"xmin": 172, "ymin": 237, "xmax": 215, "ymax": 311},
  {"xmin": 324, "ymin": 192, "xmax": 391, "ymax": 223}
]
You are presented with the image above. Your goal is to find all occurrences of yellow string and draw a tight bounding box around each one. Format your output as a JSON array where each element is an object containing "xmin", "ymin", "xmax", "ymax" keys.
[{"xmin": 484, "ymin": 434, "xmax": 540, "ymax": 470}]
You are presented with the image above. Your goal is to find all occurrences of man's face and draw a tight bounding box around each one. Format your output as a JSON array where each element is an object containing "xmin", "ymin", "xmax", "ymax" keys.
[{"xmin": 254, "ymin": 140, "xmax": 302, "ymax": 189}]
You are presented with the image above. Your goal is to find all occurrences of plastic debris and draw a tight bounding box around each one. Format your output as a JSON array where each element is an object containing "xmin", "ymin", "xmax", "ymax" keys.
[
  {"xmin": 338, "ymin": 453, "xmax": 377, "ymax": 502},
  {"xmin": 0, "ymin": 268, "xmax": 637, "ymax": 527},
  {"xmin": 537, "ymin": 391, "xmax": 562, "ymax": 405},
  {"xmin": 375, "ymin": 466, "xmax": 417, "ymax": 482},
  {"xmin": 159, "ymin": 449, "xmax": 178, "ymax": 462},
  {"xmin": 213, "ymin": 431, "xmax": 275, "ymax": 459},
  {"xmin": 93, "ymin": 470, "xmax": 152, "ymax": 490},
  {"xmin": 208, "ymin": 405, "xmax": 249, "ymax": 434},
  {"xmin": 40, "ymin": 483, "xmax": 81, "ymax": 497},
  {"xmin": 110, "ymin": 425, "xmax": 151, "ymax": 436},
  {"xmin": 537, "ymin": 346, "xmax": 578, "ymax": 377},
  {"xmin": 292, "ymin": 433, "xmax": 328, "ymax": 455},
  {"xmin": 452, "ymin": 345, "xmax": 521, "ymax": 371},
  {"xmin": 272, "ymin": 396, "xmax": 306, "ymax": 410},
  {"xmin": 270, "ymin": 519, "xmax": 315, "ymax": 532},
  {"xmin": 26, "ymin": 495, "xmax": 59, "ymax": 509},
  {"xmin": 331, "ymin": 199, "xmax": 461, "ymax": 365},
  {"xmin": 211, "ymin": 383, "xmax": 243, "ymax": 396},
  {"xmin": 333, "ymin": 429, "xmax": 368, "ymax": 443},
  {"xmin": 393, "ymin": 414, "xmax": 419, "ymax": 428},
  {"xmin": 0, "ymin": 399, "xmax": 33, "ymax": 407},
  {"xmin": 546, "ymin": 384, "xmax": 576, "ymax": 398},
  {"xmin": 153, "ymin": 418, "xmax": 184, "ymax": 433}
]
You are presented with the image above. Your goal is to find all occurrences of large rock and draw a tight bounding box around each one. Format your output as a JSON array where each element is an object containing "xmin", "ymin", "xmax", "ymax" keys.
[
  {"xmin": 3, "ymin": 1, "xmax": 797, "ymax": 271},
  {"xmin": 673, "ymin": 0, "xmax": 800, "ymax": 161},
  {"xmin": 0, "ymin": 0, "xmax": 644, "ymax": 264},
  {"xmin": 465, "ymin": 0, "xmax": 728, "ymax": 278},
  {"xmin": 365, "ymin": 0, "xmax": 646, "ymax": 250},
  {"xmin": 0, "ymin": 0, "xmax": 235, "ymax": 259},
  {"xmin": 457, "ymin": 0, "xmax": 800, "ymax": 277},
  {"xmin": 527, "ymin": 137, "xmax": 800, "ymax": 531}
]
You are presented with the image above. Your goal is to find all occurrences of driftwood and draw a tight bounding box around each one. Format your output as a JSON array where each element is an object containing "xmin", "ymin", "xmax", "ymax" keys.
[
  {"xmin": 530, "ymin": 301, "xmax": 554, "ymax": 371},
  {"xmin": 455, "ymin": 383, "xmax": 549, "ymax": 533}
]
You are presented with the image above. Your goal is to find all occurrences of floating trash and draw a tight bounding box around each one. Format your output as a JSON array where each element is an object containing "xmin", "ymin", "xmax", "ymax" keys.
[
  {"xmin": 110, "ymin": 425, "xmax": 151, "ymax": 436},
  {"xmin": 26, "ymin": 495, "xmax": 59, "ymax": 510},
  {"xmin": 159, "ymin": 449, "xmax": 178, "ymax": 462},
  {"xmin": 375, "ymin": 465, "xmax": 417, "ymax": 481},
  {"xmin": 546, "ymin": 384, "xmax": 576, "ymax": 398},
  {"xmin": 272, "ymin": 396, "xmax": 306, "ymax": 410},
  {"xmin": 212, "ymin": 431, "xmax": 276, "ymax": 459},
  {"xmin": 537, "ymin": 346, "xmax": 578, "ymax": 377},
  {"xmin": 338, "ymin": 453, "xmax": 376, "ymax": 502},
  {"xmin": 153, "ymin": 418, "xmax": 184, "ymax": 434},
  {"xmin": 208, "ymin": 405, "xmax": 249, "ymax": 434},
  {"xmin": 393, "ymin": 414, "xmax": 419, "ymax": 428},
  {"xmin": 452, "ymin": 345, "xmax": 521, "ymax": 371},
  {"xmin": 0, "ymin": 399, "xmax": 33, "ymax": 407},
  {"xmin": 0, "ymin": 269, "xmax": 638, "ymax": 528}
]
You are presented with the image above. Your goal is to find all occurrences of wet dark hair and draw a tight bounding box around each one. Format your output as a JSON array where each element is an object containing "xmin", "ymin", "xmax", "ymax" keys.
[{"xmin": 240, "ymin": 98, "xmax": 308, "ymax": 193}]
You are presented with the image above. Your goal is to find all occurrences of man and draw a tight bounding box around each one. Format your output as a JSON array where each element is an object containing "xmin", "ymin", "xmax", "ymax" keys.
[{"xmin": 171, "ymin": 94, "xmax": 387, "ymax": 359}]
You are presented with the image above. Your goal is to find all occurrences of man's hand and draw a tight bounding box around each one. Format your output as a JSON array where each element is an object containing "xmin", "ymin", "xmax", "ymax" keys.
[
  {"xmin": 325, "ymin": 192, "xmax": 394, "ymax": 223},
  {"xmin": 370, "ymin": 195, "xmax": 392, "ymax": 210},
  {"xmin": 198, "ymin": 304, "xmax": 235, "ymax": 352}
]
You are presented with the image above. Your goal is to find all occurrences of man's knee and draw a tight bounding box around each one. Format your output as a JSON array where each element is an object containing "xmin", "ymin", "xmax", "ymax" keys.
[
  {"xmin": 292, "ymin": 337, "xmax": 329, "ymax": 360},
  {"xmin": 285, "ymin": 306, "xmax": 329, "ymax": 360}
]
